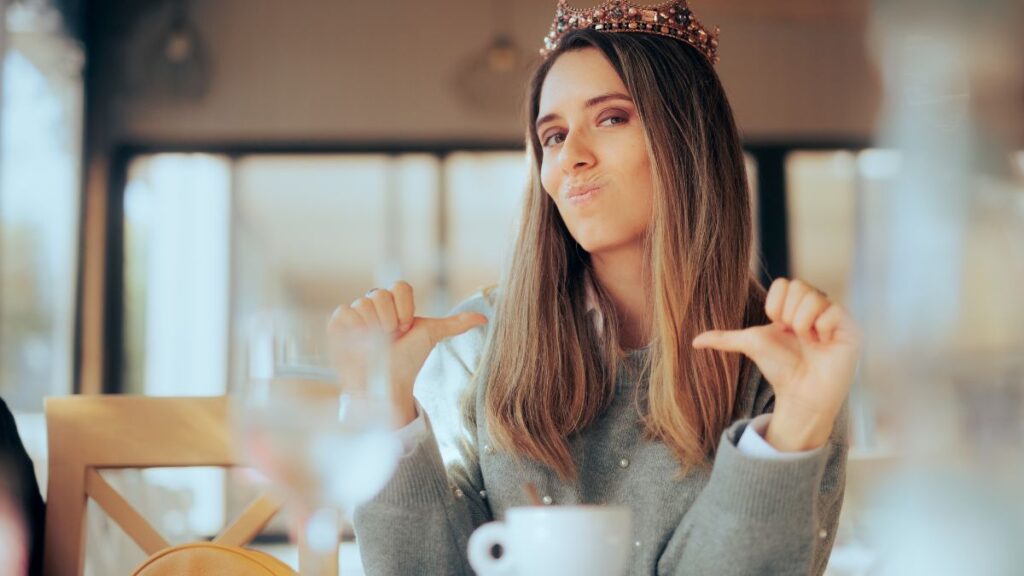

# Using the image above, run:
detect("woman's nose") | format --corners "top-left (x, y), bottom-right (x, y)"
top-left (559, 131), bottom-right (596, 174)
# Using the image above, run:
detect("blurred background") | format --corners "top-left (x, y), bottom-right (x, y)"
top-left (0, 0), bottom-right (1021, 574)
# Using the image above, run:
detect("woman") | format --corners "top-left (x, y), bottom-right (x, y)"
top-left (337, 1), bottom-right (860, 573)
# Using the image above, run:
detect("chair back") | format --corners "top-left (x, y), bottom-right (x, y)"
top-left (42, 396), bottom-right (323, 576)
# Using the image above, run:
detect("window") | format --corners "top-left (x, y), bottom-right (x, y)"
top-left (785, 151), bottom-right (858, 305)
top-left (123, 154), bottom-right (231, 396)
top-left (446, 151), bottom-right (528, 301)
top-left (0, 6), bottom-right (83, 561)
top-left (121, 150), bottom-right (535, 397)
top-left (0, 4), bottom-right (83, 412)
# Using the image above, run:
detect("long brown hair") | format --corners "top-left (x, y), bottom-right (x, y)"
top-left (479, 29), bottom-right (766, 480)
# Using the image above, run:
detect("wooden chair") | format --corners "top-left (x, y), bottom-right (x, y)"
top-left (43, 395), bottom-right (336, 576)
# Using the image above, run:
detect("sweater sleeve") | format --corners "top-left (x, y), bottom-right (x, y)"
top-left (658, 393), bottom-right (849, 576)
top-left (352, 297), bottom-right (493, 576)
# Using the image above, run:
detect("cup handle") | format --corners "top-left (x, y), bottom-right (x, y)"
top-left (467, 521), bottom-right (513, 575)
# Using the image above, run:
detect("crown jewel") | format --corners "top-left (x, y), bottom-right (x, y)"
top-left (541, 0), bottom-right (720, 64)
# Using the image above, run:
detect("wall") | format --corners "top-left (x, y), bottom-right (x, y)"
top-left (89, 0), bottom-right (881, 146)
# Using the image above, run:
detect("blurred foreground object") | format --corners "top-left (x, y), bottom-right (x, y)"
top-left (0, 398), bottom-right (43, 576)
top-left (856, 0), bottom-right (1024, 573)
top-left (0, 491), bottom-right (28, 576)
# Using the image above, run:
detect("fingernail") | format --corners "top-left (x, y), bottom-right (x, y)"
top-left (399, 322), bottom-right (412, 332)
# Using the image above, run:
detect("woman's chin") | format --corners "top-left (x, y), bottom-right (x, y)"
top-left (575, 238), bottom-right (634, 258)
top-left (571, 236), bottom-right (602, 254)
top-left (566, 223), bottom-right (644, 257)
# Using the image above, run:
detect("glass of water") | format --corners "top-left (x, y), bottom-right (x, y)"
top-left (233, 310), bottom-right (402, 575)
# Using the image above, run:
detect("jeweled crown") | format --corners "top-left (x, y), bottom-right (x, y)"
top-left (540, 0), bottom-right (720, 65)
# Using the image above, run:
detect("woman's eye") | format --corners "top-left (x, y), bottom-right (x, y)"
top-left (600, 114), bottom-right (628, 126)
top-left (542, 132), bottom-right (566, 147)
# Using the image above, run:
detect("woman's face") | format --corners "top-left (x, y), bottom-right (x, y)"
top-left (536, 47), bottom-right (654, 256)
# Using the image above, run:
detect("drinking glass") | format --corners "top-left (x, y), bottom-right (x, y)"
top-left (233, 310), bottom-right (402, 575)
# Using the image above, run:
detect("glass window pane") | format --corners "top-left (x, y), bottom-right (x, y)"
top-left (0, 23), bottom-right (83, 410)
top-left (232, 153), bottom-right (440, 316)
top-left (123, 154), bottom-right (232, 396)
top-left (785, 151), bottom-right (858, 305)
top-left (445, 151), bottom-right (527, 306)
top-left (234, 154), bottom-right (390, 318)
top-left (394, 154), bottom-right (442, 314)
top-left (125, 152), bottom-right (445, 395)
top-left (229, 153), bottom-right (441, 391)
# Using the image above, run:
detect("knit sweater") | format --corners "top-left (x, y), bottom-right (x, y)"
top-left (353, 290), bottom-right (848, 575)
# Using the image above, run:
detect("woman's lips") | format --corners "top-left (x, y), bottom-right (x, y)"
top-left (566, 185), bottom-right (602, 206)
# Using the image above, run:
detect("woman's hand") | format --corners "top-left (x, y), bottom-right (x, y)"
top-left (692, 278), bottom-right (861, 452)
top-left (328, 281), bottom-right (488, 427)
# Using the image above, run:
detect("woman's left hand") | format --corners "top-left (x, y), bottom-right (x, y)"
top-left (692, 278), bottom-right (862, 452)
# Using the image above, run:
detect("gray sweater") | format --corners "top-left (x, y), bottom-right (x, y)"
top-left (353, 290), bottom-right (848, 575)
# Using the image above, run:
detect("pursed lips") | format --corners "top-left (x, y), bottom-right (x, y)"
top-left (563, 182), bottom-right (603, 200)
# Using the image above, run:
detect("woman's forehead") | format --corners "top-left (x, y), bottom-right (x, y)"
top-left (539, 49), bottom-right (630, 112)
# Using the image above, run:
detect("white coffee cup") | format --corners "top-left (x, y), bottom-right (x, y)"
top-left (467, 505), bottom-right (633, 576)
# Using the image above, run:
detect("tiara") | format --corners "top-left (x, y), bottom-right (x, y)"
top-left (540, 0), bottom-right (720, 65)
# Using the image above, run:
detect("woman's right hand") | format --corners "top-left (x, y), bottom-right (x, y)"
top-left (328, 281), bottom-right (488, 427)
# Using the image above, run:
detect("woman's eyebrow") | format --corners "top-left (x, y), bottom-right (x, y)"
top-left (535, 91), bottom-right (634, 131)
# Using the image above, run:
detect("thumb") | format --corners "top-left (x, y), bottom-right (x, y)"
top-left (421, 312), bottom-right (488, 344)
top-left (692, 329), bottom-right (753, 355)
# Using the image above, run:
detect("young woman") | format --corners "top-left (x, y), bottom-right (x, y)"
top-left (335, 2), bottom-right (860, 573)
